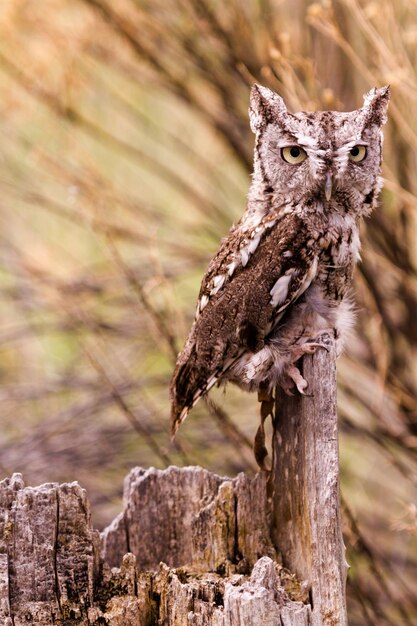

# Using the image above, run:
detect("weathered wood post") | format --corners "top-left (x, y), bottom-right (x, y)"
top-left (0, 338), bottom-right (349, 624)
top-left (272, 334), bottom-right (348, 626)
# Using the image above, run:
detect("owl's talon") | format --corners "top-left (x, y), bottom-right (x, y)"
top-left (308, 342), bottom-right (326, 352)
top-left (311, 341), bottom-right (330, 353)
top-left (287, 364), bottom-right (309, 395)
top-left (293, 341), bottom-right (329, 359)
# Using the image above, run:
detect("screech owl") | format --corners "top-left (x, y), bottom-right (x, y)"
top-left (170, 84), bottom-right (390, 448)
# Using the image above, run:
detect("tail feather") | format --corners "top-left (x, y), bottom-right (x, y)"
top-left (170, 348), bottom-right (245, 436)
top-left (170, 366), bottom-right (219, 436)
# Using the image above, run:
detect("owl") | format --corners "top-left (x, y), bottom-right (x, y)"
top-left (170, 84), bottom-right (390, 451)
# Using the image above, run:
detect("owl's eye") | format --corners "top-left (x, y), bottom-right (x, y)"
top-left (281, 146), bottom-right (307, 164)
top-left (348, 145), bottom-right (367, 162)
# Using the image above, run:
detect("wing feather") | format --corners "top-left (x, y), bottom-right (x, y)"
top-left (170, 212), bottom-right (319, 432)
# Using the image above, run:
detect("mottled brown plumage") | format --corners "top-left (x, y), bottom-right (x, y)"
top-left (171, 84), bottom-right (390, 436)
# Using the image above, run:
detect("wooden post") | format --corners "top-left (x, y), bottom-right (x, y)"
top-left (0, 337), bottom-right (349, 624)
top-left (272, 334), bottom-right (348, 626)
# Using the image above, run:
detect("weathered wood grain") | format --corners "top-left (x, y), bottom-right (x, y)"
top-left (101, 466), bottom-right (276, 573)
top-left (0, 468), bottom-right (314, 625)
top-left (0, 341), bottom-right (348, 624)
top-left (272, 335), bottom-right (348, 626)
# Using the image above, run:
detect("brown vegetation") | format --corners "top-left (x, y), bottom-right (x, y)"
top-left (0, 1), bottom-right (416, 623)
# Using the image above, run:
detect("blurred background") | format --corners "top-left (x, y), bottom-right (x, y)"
top-left (0, 0), bottom-right (416, 623)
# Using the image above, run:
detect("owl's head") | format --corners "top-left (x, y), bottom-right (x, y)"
top-left (248, 84), bottom-right (390, 217)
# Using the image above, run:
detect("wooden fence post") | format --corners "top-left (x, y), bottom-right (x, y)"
top-left (272, 334), bottom-right (348, 626)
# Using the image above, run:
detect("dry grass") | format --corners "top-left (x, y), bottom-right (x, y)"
top-left (0, 0), bottom-right (416, 622)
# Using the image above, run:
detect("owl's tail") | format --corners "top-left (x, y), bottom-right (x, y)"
top-left (170, 403), bottom-right (190, 438)
top-left (170, 358), bottom-right (220, 437)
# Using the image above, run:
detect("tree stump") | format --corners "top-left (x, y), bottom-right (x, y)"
top-left (0, 469), bottom-right (311, 625)
top-left (0, 340), bottom-right (348, 625)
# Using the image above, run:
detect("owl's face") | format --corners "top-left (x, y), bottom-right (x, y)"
top-left (249, 85), bottom-right (390, 216)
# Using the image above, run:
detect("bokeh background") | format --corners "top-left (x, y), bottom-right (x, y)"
top-left (0, 0), bottom-right (416, 623)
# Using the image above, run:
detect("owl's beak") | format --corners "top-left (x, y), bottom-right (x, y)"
top-left (324, 172), bottom-right (333, 201)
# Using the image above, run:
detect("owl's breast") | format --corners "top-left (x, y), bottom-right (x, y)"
top-left (316, 224), bottom-right (358, 301)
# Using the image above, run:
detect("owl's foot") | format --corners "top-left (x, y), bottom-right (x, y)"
top-left (284, 364), bottom-right (309, 395)
top-left (254, 386), bottom-right (274, 471)
top-left (290, 339), bottom-right (330, 362)
top-left (281, 337), bottom-right (330, 395)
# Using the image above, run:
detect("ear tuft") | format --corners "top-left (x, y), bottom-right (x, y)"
top-left (362, 85), bottom-right (390, 126)
top-left (249, 84), bottom-right (287, 133)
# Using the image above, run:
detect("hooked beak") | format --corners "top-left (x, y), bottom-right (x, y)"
top-left (324, 171), bottom-right (333, 201)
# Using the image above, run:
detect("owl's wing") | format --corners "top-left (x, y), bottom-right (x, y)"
top-left (170, 211), bottom-right (319, 433)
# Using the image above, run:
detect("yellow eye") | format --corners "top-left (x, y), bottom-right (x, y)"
top-left (281, 146), bottom-right (307, 164)
top-left (348, 145), bottom-right (367, 162)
